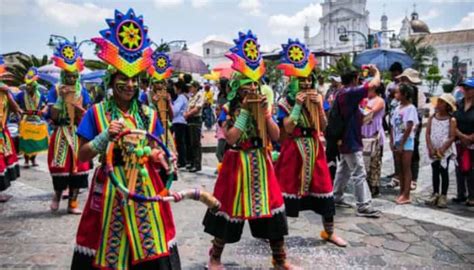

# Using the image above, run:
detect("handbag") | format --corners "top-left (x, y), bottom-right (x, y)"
top-left (362, 132), bottom-right (380, 157)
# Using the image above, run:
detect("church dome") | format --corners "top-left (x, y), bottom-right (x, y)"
top-left (410, 11), bottom-right (430, 33)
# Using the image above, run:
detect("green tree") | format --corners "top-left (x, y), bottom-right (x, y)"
top-left (328, 54), bottom-right (354, 75)
top-left (264, 59), bottom-right (283, 94)
top-left (400, 36), bottom-right (436, 75)
top-left (5, 54), bottom-right (50, 87)
top-left (425, 65), bottom-right (442, 95)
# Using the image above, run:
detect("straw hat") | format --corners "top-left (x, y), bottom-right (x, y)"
top-left (437, 93), bottom-right (457, 111)
top-left (396, 68), bottom-right (422, 85)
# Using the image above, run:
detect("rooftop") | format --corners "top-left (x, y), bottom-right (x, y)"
top-left (417, 29), bottom-right (474, 46)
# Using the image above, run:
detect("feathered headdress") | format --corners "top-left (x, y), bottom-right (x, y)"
top-left (147, 51), bottom-right (173, 81)
top-left (92, 8), bottom-right (153, 78)
top-left (277, 39), bottom-right (316, 78)
top-left (52, 40), bottom-right (85, 73)
top-left (225, 30), bottom-right (265, 82)
top-left (24, 67), bottom-right (39, 84)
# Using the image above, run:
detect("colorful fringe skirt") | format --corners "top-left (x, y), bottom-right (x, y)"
top-left (0, 128), bottom-right (19, 192)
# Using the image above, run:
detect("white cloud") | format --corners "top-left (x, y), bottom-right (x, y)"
top-left (267, 3), bottom-right (322, 37)
top-left (423, 9), bottom-right (440, 21)
top-left (0, 0), bottom-right (30, 15)
top-left (188, 34), bottom-right (232, 56)
top-left (36, 0), bottom-right (112, 27)
top-left (238, 0), bottom-right (263, 16)
top-left (453, 12), bottom-right (474, 30)
top-left (153, 0), bottom-right (184, 8)
top-left (191, 0), bottom-right (210, 8)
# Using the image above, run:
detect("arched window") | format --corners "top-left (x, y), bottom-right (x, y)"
top-left (206, 48), bottom-right (210, 55)
top-left (452, 56), bottom-right (459, 67)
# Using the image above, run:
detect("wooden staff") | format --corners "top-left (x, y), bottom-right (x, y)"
top-left (155, 90), bottom-right (168, 131)
top-left (0, 91), bottom-right (6, 131)
top-left (246, 92), bottom-right (268, 147)
top-left (62, 86), bottom-right (82, 127)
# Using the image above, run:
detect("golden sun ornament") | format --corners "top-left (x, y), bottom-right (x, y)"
top-left (288, 46), bottom-right (304, 62)
top-left (244, 40), bottom-right (258, 60)
top-left (119, 22), bottom-right (142, 49)
top-left (62, 46), bottom-right (75, 60)
top-left (156, 57), bottom-right (167, 69)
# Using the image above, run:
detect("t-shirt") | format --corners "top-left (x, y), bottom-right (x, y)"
top-left (187, 91), bottom-right (204, 117)
top-left (336, 83), bottom-right (369, 154)
top-left (454, 99), bottom-right (474, 136)
top-left (390, 104), bottom-right (419, 143)
top-left (77, 105), bottom-right (164, 141)
top-left (204, 90), bottom-right (214, 106)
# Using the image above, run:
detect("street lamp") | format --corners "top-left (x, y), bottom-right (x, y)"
top-left (337, 26), bottom-right (368, 49)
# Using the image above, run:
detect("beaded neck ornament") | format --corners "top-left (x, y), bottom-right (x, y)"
top-left (52, 40), bottom-right (84, 73)
top-left (92, 8), bottom-right (153, 78)
top-left (226, 30), bottom-right (265, 83)
top-left (147, 51), bottom-right (173, 81)
top-left (277, 39), bottom-right (316, 78)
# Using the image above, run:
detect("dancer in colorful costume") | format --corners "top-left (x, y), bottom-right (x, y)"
top-left (143, 51), bottom-right (177, 185)
top-left (48, 39), bottom-right (91, 213)
top-left (16, 67), bottom-right (49, 168)
top-left (203, 31), bottom-right (297, 270)
top-left (0, 55), bottom-right (21, 202)
top-left (71, 9), bottom-right (181, 269)
top-left (274, 40), bottom-right (347, 247)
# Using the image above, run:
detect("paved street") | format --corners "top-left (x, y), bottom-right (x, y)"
top-left (1, 133), bottom-right (474, 269)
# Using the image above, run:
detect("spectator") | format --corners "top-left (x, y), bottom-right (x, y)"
top-left (397, 68), bottom-right (426, 191)
top-left (324, 75), bottom-right (342, 181)
top-left (203, 84), bottom-right (215, 130)
top-left (332, 64), bottom-right (381, 218)
top-left (184, 81), bottom-right (204, 172)
top-left (452, 78), bottom-right (474, 206)
top-left (172, 80), bottom-right (189, 168)
top-left (390, 83), bottom-right (419, 205)
top-left (325, 75), bottom-right (342, 108)
top-left (425, 94), bottom-right (457, 208)
top-left (316, 75), bottom-right (328, 96)
top-left (361, 83), bottom-right (386, 197)
top-left (215, 78), bottom-right (229, 169)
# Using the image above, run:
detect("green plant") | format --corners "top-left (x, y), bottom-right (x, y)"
top-left (400, 36), bottom-right (436, 75)
top-left (84, 59), bottom-right (108, 70)
top-left (327, 54), bottom-right (354, 75)
top-left (426, 65), bottom-right (442, 95)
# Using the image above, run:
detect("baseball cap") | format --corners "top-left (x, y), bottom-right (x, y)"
top-left (460, 77), bottom-right (474, 89)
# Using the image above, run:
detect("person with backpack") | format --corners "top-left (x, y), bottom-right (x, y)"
top-left (331, 65), bottom-right (382, 218)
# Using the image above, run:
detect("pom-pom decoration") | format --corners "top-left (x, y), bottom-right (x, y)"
top-left (225, 30), bottom-right (265, 82)
top-left (92, 8), bottom-right (153, 78)
top-left (147, 51), bottom-right (173, 81)
top-left (52, 40), bottom-right (85, 73)
top-left (277, 39), bottom-right (317, 78)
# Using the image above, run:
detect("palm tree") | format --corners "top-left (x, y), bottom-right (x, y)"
top-left (5, 54), bottom-right (50, 86)
top-left (84, 59), bottom-right (108, 70)
top-left (328, 54), bottom-right (354, 75)
top-left (400, 36), bottom-right (436, 75)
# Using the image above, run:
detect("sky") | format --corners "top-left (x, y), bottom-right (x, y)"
top-left (0, 0), bottom-right (473, 59)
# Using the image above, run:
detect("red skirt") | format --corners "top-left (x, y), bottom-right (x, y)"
top-left (203, 148), bottom-right (288, 243)
top-left (0, 128), bottom-right (19, 192)
top-left (275, 135), bottom-right (335, 218)
top-left (72, 166), bottom-right (179, 269)
top-left (48, 127), bottom-right (90, 189)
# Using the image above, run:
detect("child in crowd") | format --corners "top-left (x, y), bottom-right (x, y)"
top-left (390, 83), bottom-right (419, 204)
top-left (425, 94), bottom-right (457, 208)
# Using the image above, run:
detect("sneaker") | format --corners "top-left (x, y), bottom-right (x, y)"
top-left (335, 200), bottom-right (353, 208)
top-left (386, 178), bottom-right (399, 188)
top-left (185, 164), bottom-right (192, 169)
top-left (356, 207), bottom-right (381, 218)
top-left (437, 195), bottom-right (448, 208)
top-left (425, 193), bottom-right (439, 206)
top-left (466, 199), bottom-right (474, 207)
top-left (189, 167), bottom-right (201, 173)
top-left (452, 197), bottom-right (467, 203)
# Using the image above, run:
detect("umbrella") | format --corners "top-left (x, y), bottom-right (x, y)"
top-left (37, 64), bottom-right (103, 85)
top-left (170, 50), bottom-right (209, 75)
top-left (212, 61), bottom-right (234, 79)
top-left (354, 48), bottom-right (414, 71)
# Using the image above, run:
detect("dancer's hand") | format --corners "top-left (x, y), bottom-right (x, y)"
top-left (151, 149), bottom-right (169, 172)
top-left (295, 92), bottom-right (306, 105)
top-left (108, 120), bottom-right (124, 139)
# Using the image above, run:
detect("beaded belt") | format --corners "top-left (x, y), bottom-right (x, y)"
top-left (292, 127), bottom-right (316, 138)
top-left (230, 137), bottom-right (263, 150)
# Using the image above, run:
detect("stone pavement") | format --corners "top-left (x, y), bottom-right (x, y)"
top-left (1, 138), bottom-right (474, 269)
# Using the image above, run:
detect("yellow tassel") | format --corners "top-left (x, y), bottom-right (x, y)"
top-left (320, 230), bottom-right (330, 240)
top-left (217, 162), bottom-right (222, 173)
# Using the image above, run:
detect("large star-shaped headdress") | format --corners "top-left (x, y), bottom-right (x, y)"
top-left (147, 51), bottom-right (173, 81)
top-left (52, 40), bottom-right (85, 73)
top-left (225, 30), bottom-right (266, 82)
top-left (92, 8), bottom-right (153, 78)
top-left (24, 67), bottom-right (39, 84)
top-left (277, 39), bottom-right (316, 78)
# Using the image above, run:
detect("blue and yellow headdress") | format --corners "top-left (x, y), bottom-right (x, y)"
top-left (226, 30), bottom-right (265, 83)
top-left (225, 31), bottom-right (265, 101)
top-left (92, 8), bottom-right (153, 78)
top-left (277, 39), bottom-right (316, 78)
top-left (24, 67), bottom-right (39, 85)
top-left (52, 40), bottom-right (84, 73)
top-left (147, 51), bottom-right (173, 81)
